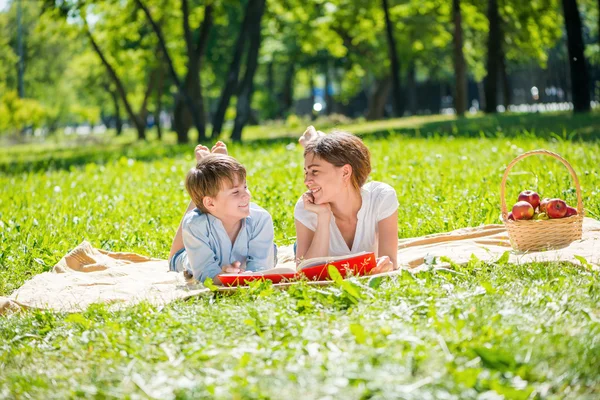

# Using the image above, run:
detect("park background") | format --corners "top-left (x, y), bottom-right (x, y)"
top-left (1, 0), bottom-right (600, 398)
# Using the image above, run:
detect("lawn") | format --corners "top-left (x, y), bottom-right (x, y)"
top-left (1, 113), bottom-right (599, 398)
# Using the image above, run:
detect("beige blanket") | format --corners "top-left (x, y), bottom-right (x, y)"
top-left (2, 218), bottom-right (599, 315)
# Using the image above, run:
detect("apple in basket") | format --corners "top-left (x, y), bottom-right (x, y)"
top-left (539, 198), bottom-right (551, 213)
top-left (565, 206), bottom-right (578, 217)
top-left (534, 212), bottom-right (549, 220)
top-left (518, 190), bottom-right (540, 209)
top-left (546, 198), bottom-right (567, 219)
top-left (507, 212), bottom-right (515, 221)
top-left (512, 201), bottom-right (534, 220)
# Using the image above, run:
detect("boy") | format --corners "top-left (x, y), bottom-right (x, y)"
top-left (168, 142), bottom-right (275, 284)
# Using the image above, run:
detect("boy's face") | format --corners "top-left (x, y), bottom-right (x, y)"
top-left (207, 176), bottom-right (251, 222)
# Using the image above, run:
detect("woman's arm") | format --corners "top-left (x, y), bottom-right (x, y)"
top-left (294, 213), bottom-right (331, 264)
top-left (372, 210), bottom-right (399, 273)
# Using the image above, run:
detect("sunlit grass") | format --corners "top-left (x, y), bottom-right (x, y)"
top-left (1, 113), bottom-right (599, 398)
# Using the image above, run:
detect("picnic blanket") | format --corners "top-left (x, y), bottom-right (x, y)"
top-left (2, 218), bottom-right (599, 315)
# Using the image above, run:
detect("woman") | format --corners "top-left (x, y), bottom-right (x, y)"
top-left (294, 126), bottom-right (398, 274)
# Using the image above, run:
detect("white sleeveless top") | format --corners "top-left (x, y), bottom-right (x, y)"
top-left (294, 181), bottom-right (399, 256)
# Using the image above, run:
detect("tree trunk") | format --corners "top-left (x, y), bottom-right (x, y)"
top-left (325, 60), bottom-right (334, 115)
top-left (136, 0), bottom-right (213, 143)
top-left (382, 0), bottom-right (403, 117)
top-left (280, 62), bottom-right (295, 117)
top-left (366, 76), bottom-right (392, 120)
top-left (266, 61), bottom-right (276, 119)
top-left (452, 0), bottom-right (468, 116)
top-left (84, 26), bottom-right (146, 140)
top-left (110, 88), bottom-right (123, 136)
top-left (499, 45), bottom-right (511, 109)
top-left (231, 0), bottom-right (266, 142)
top-left (309, 70), bottom-right (316, 118)
top-left (406, 60), bottom-right (417, 115)
top-left (561, 0), bottom-right (591, 112)
top-left (211, 0), bottom-right (256, 138)
top-left (477, 80), bottom-right (486, 111)
top-left (484, 0), bottom-right (500, 113)
top-left (154, 67), bottom-right (164, 140)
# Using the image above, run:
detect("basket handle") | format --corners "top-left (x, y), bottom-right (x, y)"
top-left (500, 149), bottom-right (583, 219)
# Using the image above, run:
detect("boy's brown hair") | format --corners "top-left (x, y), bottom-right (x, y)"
top-left (303, 131), bottom-right (371, 190)
top-left (185, 154), bottom-right (247, 213)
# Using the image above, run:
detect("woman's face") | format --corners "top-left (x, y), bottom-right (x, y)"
top-left (303, 153), bottom-right (348, 204)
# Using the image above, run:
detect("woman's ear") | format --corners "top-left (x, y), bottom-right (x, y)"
top-left (342, 164), bottom-right (353, 182)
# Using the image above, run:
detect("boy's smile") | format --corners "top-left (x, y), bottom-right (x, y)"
top-left (209, 176), bottom-right (251, 222)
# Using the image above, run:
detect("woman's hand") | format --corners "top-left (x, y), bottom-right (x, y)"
top-left (302, 191), bottom-right (331, 216)
top-left (370, 256), bottom-right (395, 274)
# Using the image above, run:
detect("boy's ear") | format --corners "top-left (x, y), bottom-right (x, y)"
top-left (202, 196), bottom-right (215, 210)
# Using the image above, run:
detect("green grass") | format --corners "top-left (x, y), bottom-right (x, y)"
top-left (1, 112), bottom-right (599, 398)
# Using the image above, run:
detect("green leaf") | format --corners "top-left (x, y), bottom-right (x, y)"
top-left (496, 251), bottom-right (510, 266)
top-left (327, 264), bottom-right (344, 283)
top-left (473, 346), bottom-right (518, 372)
top-left (574, 255), bottom-right (592, 269)
top-left (203, 277), bottom-right (218, 292)
top-left (480, 281), bottom-right (496, 294)
top-left (368, 276), bottom-right (383, 289)
top-left (349, 323), bottom-right (367, 344)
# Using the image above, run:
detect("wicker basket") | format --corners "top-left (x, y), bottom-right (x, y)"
top-left (501, 149), bottom-right (584, 252)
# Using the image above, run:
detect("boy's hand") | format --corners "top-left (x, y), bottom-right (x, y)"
top-left (221, 261), bottom-right (244, 274)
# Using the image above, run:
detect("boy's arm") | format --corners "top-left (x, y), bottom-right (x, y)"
top-left (169, 200), bottom-right (196, 261)
top-left (182, 219), bottom-right (225, 283)
top-left (245, 213), bottom-right (275, 271)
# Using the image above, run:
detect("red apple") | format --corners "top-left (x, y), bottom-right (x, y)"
top-left (507, 212), bottom-right (515, 221)
top-left (518, 190), bottom-right (541, 209)
top-left (539, 198), bottom-right (551, 213)
top-left (546, 198), bottom-right (568, 219)
top-left (565, 206), bottom-right (578, 217)
top-left (512, 201), bottom-right (535, 220)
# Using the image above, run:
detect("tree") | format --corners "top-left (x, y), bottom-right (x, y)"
top-left (210, 0), bottom-right (258, 139)
top-left (231, 0), bottom-right (266, 141)
top-left (561, 0), bottom-right (591, 112)
top-left (134, 0), bottom-right (214, 143)
top-left (382, 0), bottom-right (403, 117)
top-left (452, 0), bottom-right (468, 116)
top-left (484, 0), bottom-right (501, 113)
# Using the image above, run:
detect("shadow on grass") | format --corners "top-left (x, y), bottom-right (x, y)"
top-left (2, 112), bottom-right (599, 175)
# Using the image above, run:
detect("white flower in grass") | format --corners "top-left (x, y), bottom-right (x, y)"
top-left (54, 186), bottom-right (61, 193)
top-left (128, 158), bottom-right (135, 166)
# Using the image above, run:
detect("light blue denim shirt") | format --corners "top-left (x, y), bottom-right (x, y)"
top-left (180, 203), bottom-right (275, 282)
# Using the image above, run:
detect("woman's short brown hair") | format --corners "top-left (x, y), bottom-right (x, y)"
top-left (304, 131), bottom-right (371, 189)
top-left (185, 154), bottom-right (247, 213)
